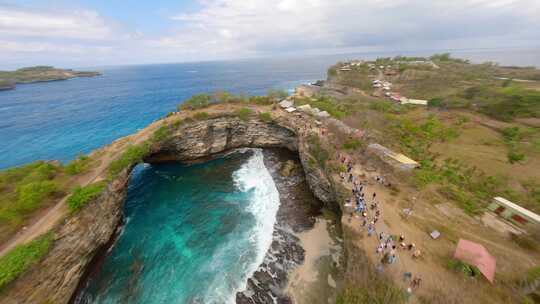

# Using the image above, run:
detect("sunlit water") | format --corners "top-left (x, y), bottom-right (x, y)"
top-left (1, 49), bottom-right (538, 169)
top-left (75, 150), bottom-right (279, 303)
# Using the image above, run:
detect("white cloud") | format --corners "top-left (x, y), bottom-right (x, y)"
top-left (0, 6), bottom-right (114, 40)
top-left (0, 0), bottom-right (539, 68)
top-left (161, 0), bottom-right (540, 57)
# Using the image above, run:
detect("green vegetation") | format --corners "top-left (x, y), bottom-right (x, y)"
top-left (0, 232), bottom-right (53, 290)
top-left (447, 259), bottom-right (481, 277)
top-left (0, 66), bottom-right (99, 89)
top-left (499, 127), bottom-right (537, 164)
top-left (296, 95), bottom-right (348, 119)
top-left (108, 144), bottom-right (150, 178)
top-left (430, 53), bottom-right (469, 64)
top-left (176, 91), bottom-right (282, 112)
top-left (16, 181), bottom-right (58, 213)
top-left (248, 96), bottom-right (273, 105)
top-left (258, 112), bottom-right (272, 122)
top-left (236, 107), bottom-right (252, 121)
top-left (308, 135), bottom-right (330, 168)
top-left (383, 115), bottom-right (526, 214)
top-left (267, 89), bottom-right (288, 101)
top-left (178, 94), bottom-right (211, 111)
top-left (342, 138), bottom-right (362, 150)
top-left (389, 115), bottom-right (459, 160)
top-left (432, 85), bottom-right (540, 121)
top-left (328, 66), bottom-right (338, 77)
top-left (0, 162), bottom-right (61, 237)
top-left (193, 112), bottom-right (210, 120)
top-left (525, 265), bottom-right (540, 284)
top-left (66, 182), bottom-right (107, 212)
top-left (507, 149), bottom-right (526, 164)
top-left (336, 283), bottom-right (406, 304)
top-left (150, 124), bottom-right (172, 143)
top-left (369, 100), bottom-right (410, 114)
top-left (64, 155), bottom-right (91, 175)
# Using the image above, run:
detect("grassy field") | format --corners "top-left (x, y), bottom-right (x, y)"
top-left (326, 55), bottom-right (540, 214)
top-left (0, 154), bottom-right (103, 243)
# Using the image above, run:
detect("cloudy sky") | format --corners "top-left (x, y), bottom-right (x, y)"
top-left (1, 0), bottom-right (539, 69)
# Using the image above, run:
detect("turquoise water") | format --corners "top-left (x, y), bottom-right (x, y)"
top-left (76, 150), bottom-right (280, 303)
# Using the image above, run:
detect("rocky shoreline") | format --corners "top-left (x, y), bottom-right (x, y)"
top-left (0, 113), bottom-right (341, 303)
top-left (236, 149), bottom-right (328, 304)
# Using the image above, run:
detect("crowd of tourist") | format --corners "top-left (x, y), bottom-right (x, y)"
top-left (338, 152), bottom-right (423, 295)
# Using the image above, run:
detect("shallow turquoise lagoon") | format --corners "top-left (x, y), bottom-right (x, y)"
top-left (76, 150), bottom-right (279, 304)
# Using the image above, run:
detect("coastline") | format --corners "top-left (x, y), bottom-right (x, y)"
top-left (237, 148), bottom-right (342, 303)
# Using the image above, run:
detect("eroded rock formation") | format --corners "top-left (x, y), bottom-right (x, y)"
top-left (1, 114), bottom-right (337, 304)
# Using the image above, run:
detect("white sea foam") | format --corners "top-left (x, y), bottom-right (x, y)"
top-left (225, 149), bottom-right (280, 303)
top-left (232, 149), bottom-right (280, 298)
top-left (199, 149), bottom-right (280, 303)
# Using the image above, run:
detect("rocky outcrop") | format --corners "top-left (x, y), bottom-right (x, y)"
top-left (144, 117), bottom-right (298, 162)
top-left (1, 172), bottom-right (130, 304)
top-left (0, 113), bottom-right (337, 304)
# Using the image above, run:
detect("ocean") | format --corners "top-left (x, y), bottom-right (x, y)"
top-left (1, 48), bottom-right (538, 169)
top-left (2, 49), bottom-right (538, 303)
top-left (75, 149), bottom-right (280, 304)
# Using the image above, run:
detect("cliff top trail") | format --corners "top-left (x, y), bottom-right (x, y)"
top-left (2, 55), bottom-right (540, 304)
top-left (0, 103), bottom-right (287, 257)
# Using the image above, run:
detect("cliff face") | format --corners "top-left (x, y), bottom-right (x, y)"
top-left (1, 172), bottom-right (130, 304)
top-left (144, 117), bottom-right (298, 162)
top-left (0, 114), bottom-right (337, 304)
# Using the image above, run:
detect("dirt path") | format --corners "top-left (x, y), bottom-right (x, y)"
top-left (0, 118), bottom-right (162, 257)
top-left (319, 118), bottom-right (539, 302)
top-left (0, 104), bottom-right (274, 257)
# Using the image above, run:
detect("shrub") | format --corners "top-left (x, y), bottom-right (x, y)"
top-left (0, 232), bottom-right (53, 289)
top-left (248, 96), bottom-right (273, 105)
top-left (236, 108), bottom-right (252, 121)
top-left (328, 67), bottom-right (338, 77)
top-left (178, 94), bottom-right (211, 111)
top-left (193, 112), bottom-right (209, 120)
top-left (258, 112), bottom-right (272, 122)
top-left (64, 155), bottom-right (91, 175)
top-left (308, 135), bottom-right (329, 168)
top-left (342, 139), bottom-right (362, 150)
top-left (108, 144), bottom-right (150, 178)
top-left (267, 89), bottom-right (288, 101)
top-left (151, 125), bottom-right (171, 143)
top-left (67, 182), bottom-right (106, 212)
top-left (0, 162), bottom-right (61, 233)
top-left (16, 181), bottom-right (58, 212)
top-left (336, 283), bottom-right (406, 304)
top-left (447, 259), bottom-right (481, 277)
top-left (310, 96), bottom-right (347, 119)
top-left (501, 127), bottom-right (524, 142)
top-left (428, 98), bottom-right (444, 108)
top-left (508, 149), bottom-right (526, 164)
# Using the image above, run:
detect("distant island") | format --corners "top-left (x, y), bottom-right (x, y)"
top-left (0, 66), bottom-right (101, 91)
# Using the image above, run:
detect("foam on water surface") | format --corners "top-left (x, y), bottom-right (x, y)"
top-left (76, 149), bottom-right (280, 304)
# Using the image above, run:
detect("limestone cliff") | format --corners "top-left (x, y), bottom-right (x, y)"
top-left (0, 113), bottom-right (337, 304)
top-left (1, 172), bottom-right (130, 304)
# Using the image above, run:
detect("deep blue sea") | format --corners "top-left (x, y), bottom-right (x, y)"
top-left (76, 149), bottom-right (280, 304)
top-left (1, 49), bottom-right (538, 169)
top-left (2, 49), bottom-right (538, 303)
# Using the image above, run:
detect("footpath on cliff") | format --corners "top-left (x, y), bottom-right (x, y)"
top-left (1, 94), bottom-right (538, 303)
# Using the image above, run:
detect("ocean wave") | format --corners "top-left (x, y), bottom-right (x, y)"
top-left (206, 149), bottom-right (280, 303)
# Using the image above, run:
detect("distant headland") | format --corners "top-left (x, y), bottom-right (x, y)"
top-left (0, 66), bottom-right (101, 91)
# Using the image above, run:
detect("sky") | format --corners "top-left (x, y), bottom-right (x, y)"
top-left (1, 0), bottom-right (539, 69)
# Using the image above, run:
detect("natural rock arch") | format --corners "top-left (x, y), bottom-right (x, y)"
top-left (1, 115), bottom-right (336, 304)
